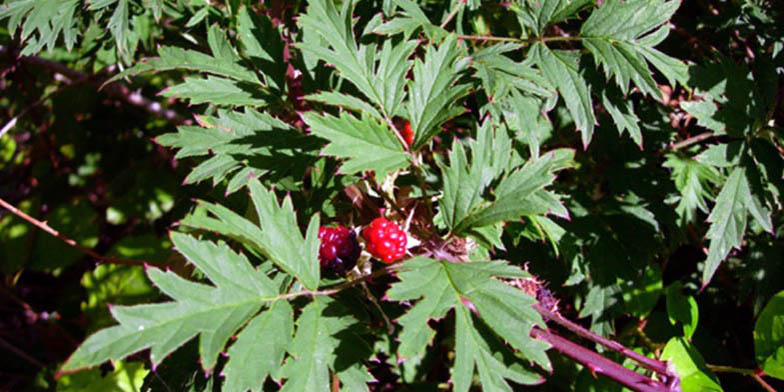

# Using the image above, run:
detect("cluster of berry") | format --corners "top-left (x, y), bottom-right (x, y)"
top-left (317, 217), bottom-right (407, 275)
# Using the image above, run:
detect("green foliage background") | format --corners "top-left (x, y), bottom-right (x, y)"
top-left (0, 0), bottom-right (782, 391)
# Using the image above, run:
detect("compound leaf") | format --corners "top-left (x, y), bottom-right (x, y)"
top-left (61, 233), bottom-right (278, 373)
top-left (386, 258), bottom-right (550, 377)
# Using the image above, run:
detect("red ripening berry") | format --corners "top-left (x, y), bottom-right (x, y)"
top-left (402, 121), bottom-right (414, 147)
top-left (318, 226), bottom-right (360, 275)
top-left (362, 217), bottom-right (407, 264)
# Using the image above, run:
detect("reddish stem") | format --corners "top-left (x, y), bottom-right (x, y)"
top-left (531, 328), bottom-right (678, 392)
top-left (0, 198), bottom-right (153, 266)
top-left (534, 304), bottom-right (678, 384)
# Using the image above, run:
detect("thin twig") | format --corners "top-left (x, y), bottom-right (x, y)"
top-left (0, 198), bottom-right (152, 266)
top-left (752, 372), bottom-right (777, 392)
top-left (270, 265), bottom-right (397, 301)
top-left (705, 364), bottom-right (756, 375)
top-left (0, 336), bottom-right (45, 368)
top-left (0, 73), bottom-right (91, 139)
top-left (362, 282), bottom-right (395, 334)
top-left (0, 45), bottom-right (186, 125)
top-left (668, 132), bottom-right (714, 152)
top-left (706, 365), bottom-right (778, 392)
top-left (439, 1), bottom-right (464, 29)
top-left (457, 34), bottom-right (522, 42)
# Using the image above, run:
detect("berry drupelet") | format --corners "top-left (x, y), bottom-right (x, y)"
top-left (362, 217), bottom-right (407, 264)
top-left (318, 226), bottom-right (360, 275)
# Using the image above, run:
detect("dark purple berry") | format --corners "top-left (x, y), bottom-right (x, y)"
top-left (318, 226), bottom-right (360, 275)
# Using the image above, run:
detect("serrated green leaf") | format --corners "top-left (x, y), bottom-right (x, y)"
top-left (512, 0), bottom-right (591, 36)
top-left (580, 0), bottom-right (682, 97)
top-left (408, 34), bottom-right (470, 149)
top-left (696, 142), bottom-right (744, 167)
top-left (1, 0), bottom-right (80, 54)
top-left (107, 0), bottom-right (132, 61)
top-left (454, 149), bottom-right (574, 233)
top-left (681, 100), bottom-right (725, 134)
top-left (304, 112), bottom-right (409, 179)
top-left (248, 179), bottom-right (321, 290)
top-left (279, 298), bottom-right (372, 392)
top-left (601, 85), bottom-right (643, 147)
top-left (438, 121), bottom-right (511, 233)
top-left (107, 34), bottom-right (259, 85)
top-left (386, 258), bottom-right (550, 372)
top-left (224, 300), bottom-right (293, 392)
top-left (754, 290), bottom-right (784, 380)
top-left (372, 0), bottom-right (435, 38)
top-left (237, 5), bottom-right (286, 90)
top-left (162, 76), bottom-right (267, 106)
top-left (470, 43), bottom-right (555, 103)
top-left (157, 109), bottom-right (318, 193)
top-left (61, 233), bottom-right (278, 372)
top-left (703, 166), bottom-right (774, 286)
top-left (532, 43), bottom-right (595, 147)
top-left (579, 283), bottom-right (621, 336)
top-left (299, 0), bottom-right (417, 121)
top-left (661, 337), bottom-right (722, 392)
top-left (663, 154), bottom-right (721, 224)
top-left (453, 306), bottom-right (543, 392)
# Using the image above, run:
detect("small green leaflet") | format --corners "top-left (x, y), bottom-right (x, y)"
top-left (305, 112), bottom-right (410, 179)
top-left (57, 360), bottom-right (148, 392)
top-left (754, 290), bottom-right (784, 380)
top-left (248, 179), bottom-right (322, 290)
top-left (371, 0), bottom-right (439, 39)
top-left (661, 338), bottom-right (722, 392)
top-left (581, 0), bottom-right (685, 98)
top-left (237, 6), bottom-right (286, 90)
top-left (407, 34), bottom-right (471, 150)
top-left (512, 0), bottom-right (593, 36)
top-left (279, 298), bottom-right (373, 392)
top-left (453, 306), bottom-right (543, 392)
top-left (223, 300), bottom-right (293, 392)
top-left (601, 84), bottom-right (643, 147)
top-left (1, 0), bottom-right (79, 55)
top-left (663, 154), bottom-right (721, 224)
top-left (386, 258), bottom-right (551, 378)
top-left (61, 232), bottom-right (279, 372)
top-left (469, 43), bottom-right (555, 104)
top-left (703, 167), bottom-right (773, 287)
top-left (107, 24), bottom-right (260, 85)
top-left (161, 76), bottom-right (267, 106)
top-left (532, 43), bottom-right (595, 147)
